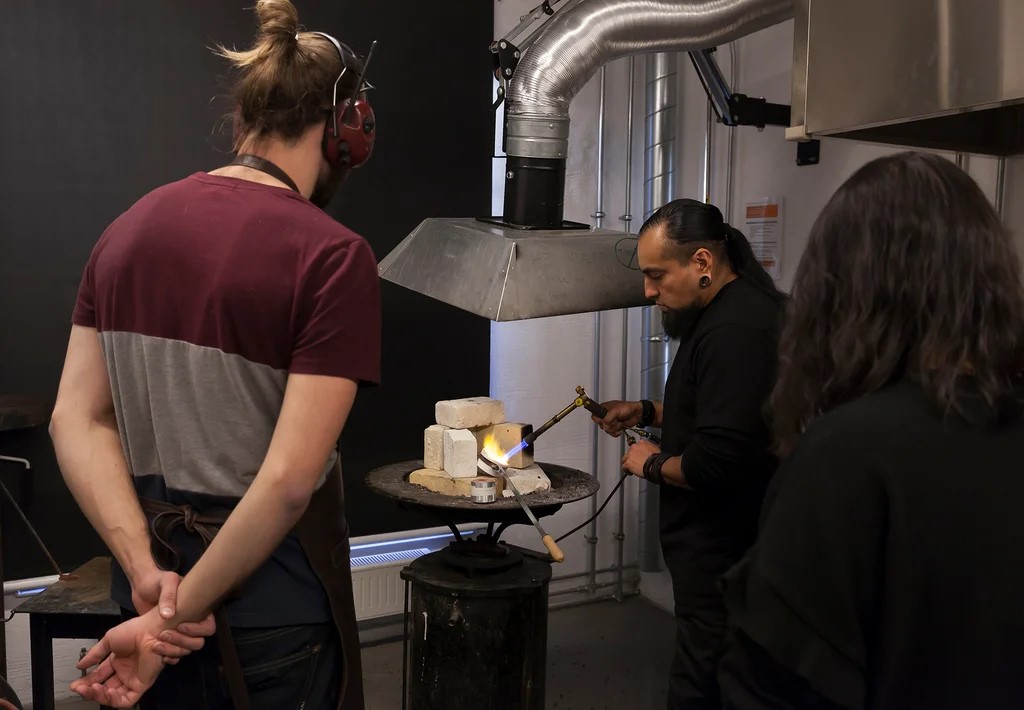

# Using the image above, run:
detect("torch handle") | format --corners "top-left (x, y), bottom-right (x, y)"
top-left (582, 399), bottom-right (608, 419)
top-left (541, 534), bottom-right (564, 563)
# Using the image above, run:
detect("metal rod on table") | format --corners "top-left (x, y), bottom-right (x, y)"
top-left (0, 478), bottom-right (63, 577)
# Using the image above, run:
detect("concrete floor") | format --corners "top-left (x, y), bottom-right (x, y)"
top-left (49, 596), bottom-right (673, 709)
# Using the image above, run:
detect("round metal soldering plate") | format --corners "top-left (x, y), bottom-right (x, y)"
top-left (365, 461), bottom-right (599, 519)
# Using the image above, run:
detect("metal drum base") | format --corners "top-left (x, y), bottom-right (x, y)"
top-left (402, 547), bottom-right (552, 710)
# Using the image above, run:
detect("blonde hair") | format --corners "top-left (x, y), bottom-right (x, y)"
top-left (215, 0), bottom-right (361, 148)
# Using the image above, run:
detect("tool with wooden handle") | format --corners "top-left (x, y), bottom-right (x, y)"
top-left (503, 474), bottom-right (564, 563)
top-left (477, 452), bottom-right (565, 563)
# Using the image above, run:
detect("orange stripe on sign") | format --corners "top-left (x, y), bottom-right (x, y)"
top-left (746, 204), bottom-right (779, 219)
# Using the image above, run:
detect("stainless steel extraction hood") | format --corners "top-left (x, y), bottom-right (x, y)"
top-left (379, 0), bottom-right (795, 322)
top-left (787, 0), bottom-right (1024, 155)
top-left (377, 218), bottom-right (647, 321)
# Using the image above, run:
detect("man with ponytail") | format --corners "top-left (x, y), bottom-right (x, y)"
top-left (595, 198), bottom-right (785, 709)
top-left (51, 1), bottom-right (378, 707)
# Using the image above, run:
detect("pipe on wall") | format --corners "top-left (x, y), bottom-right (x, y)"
top-left (617, 56), bottom-right (639, 589)
top-left (637, 52), bottom-right (677, 573)
top-left (725, 41), bottom-right (739, 220)
top-left (587, 66), bottom-right (609, 594)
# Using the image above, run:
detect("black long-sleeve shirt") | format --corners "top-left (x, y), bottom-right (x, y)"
top-left (719, 380), bottom-right (1024, 710)
top-left (660, 277), bottom-right (782, 563)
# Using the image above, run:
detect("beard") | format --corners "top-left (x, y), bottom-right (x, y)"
top-left (662, 303), bottom-right (705, 342)
top-left (309, 165), bottom-right (350, 209)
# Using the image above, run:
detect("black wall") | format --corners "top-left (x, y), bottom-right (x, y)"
top-left (0, 2), bottom-right (493, 580)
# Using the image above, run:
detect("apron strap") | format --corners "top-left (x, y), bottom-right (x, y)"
top-left (140, 498), bottom-right (251, 710)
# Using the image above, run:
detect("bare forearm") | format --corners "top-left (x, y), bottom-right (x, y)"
top-left (171, 473), bottom-right (313, 623)
top-left (660, 455), bottom-right (689, 489)
top-left (170, 373), bottom-right (358, 624)
top-left (51, 415), bottom-right (154, 582)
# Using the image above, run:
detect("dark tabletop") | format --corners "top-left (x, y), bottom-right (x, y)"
top-left (0, 395), bottom-right (50, 433)
top-left (15, 557), bottom-right (119, 616)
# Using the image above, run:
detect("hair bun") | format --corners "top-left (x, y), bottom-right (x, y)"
top-left (256, 0), bottom-right (299, 45)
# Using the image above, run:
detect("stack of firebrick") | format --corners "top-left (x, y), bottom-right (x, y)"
top-left (410, 396), bottom-right (551, 498)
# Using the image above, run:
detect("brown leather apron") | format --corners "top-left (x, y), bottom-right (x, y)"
top-left (141, 462), bottom-right (364, 710)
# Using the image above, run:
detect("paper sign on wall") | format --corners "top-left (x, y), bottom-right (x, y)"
top-left (744, 198), bottom-right (784, 281)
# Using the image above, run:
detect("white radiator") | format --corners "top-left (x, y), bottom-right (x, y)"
top-left (351, 548), bottom-right (425, 619)
top-left (349, 526), bottom-right (481, 621)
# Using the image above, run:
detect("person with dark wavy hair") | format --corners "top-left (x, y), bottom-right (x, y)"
top-left (718, 151), bottom-right (1024, 710)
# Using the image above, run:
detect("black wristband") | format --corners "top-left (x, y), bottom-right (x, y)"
top-left (639, 399), bottom-right (655, 428)
top-left (643, 453), bottom-right (670, 485)
top-left (652, 453), bottom-right (671, 484)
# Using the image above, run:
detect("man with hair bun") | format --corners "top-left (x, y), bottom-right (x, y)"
top-left (50, 1), bottom-right (379, 707)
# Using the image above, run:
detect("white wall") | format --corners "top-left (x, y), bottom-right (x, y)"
top-left (491, 4), bottom-right (1021, 613)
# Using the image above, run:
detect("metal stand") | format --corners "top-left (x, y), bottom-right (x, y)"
top-left (401, 543), bottom-right (551, 709)
top-left (367, 461), bottom-right (598, 710)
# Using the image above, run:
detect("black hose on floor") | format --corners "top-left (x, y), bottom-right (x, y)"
top-left (555, 473), bottom-right (631, 543)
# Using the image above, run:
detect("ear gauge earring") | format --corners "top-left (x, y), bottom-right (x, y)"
top-left (699, 275), bottom-right (712, 288)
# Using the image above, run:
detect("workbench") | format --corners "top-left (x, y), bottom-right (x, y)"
top-left (14, 557), bottom-right (119, 710)
top-left (0, 394), bottom-right (50, 679)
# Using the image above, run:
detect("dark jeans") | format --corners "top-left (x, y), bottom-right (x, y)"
top-left (665, 556), bottom-right (736, 710)
top-left (122, 610), bottom-right (341, 710)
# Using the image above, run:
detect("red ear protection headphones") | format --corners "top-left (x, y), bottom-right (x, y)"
top-left (311, 32), bottom-right (377, 170)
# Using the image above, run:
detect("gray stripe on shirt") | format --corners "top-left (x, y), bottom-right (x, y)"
top-left (99, 331), bottom-right (335, 498)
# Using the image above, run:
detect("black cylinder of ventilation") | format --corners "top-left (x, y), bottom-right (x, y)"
top-left (401, 548), bottom-right (551, 709)
top-left (503, 155), bottom-right (566, 228)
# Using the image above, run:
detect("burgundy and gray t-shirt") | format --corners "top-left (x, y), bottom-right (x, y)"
top-left (72, 173), bottom-right (381, 626)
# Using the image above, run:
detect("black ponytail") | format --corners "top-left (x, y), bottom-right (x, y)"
top-left (640, 198), bottom-right (787, 304)
top-left (722, 223), bottom-right (787, 303)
